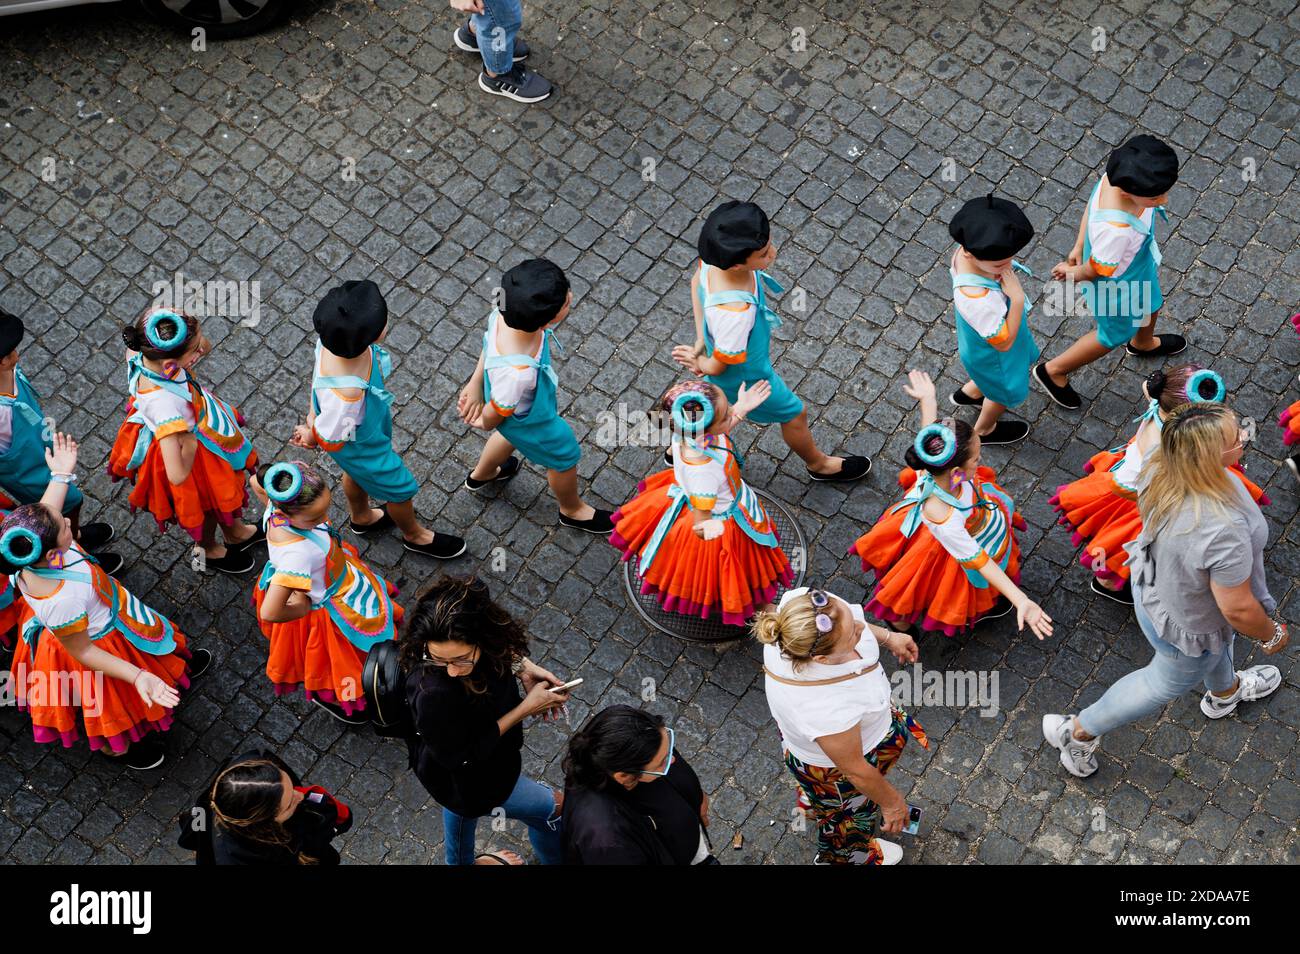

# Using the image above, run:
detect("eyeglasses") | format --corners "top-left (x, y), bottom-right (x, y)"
top-left (423, 645), bottom-right (479, 669)
top-left (639, 727), bottom-right (676, 777)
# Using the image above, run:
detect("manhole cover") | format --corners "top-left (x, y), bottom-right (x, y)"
top-left (622, 489), bottom-right (808, 643)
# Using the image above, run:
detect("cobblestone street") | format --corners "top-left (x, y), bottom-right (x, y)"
top-left (0, 0), bottom-right (1297, 865)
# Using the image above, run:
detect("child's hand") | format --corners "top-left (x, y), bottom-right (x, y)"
top-left (133, 670), bottom-right (181, 709)
top-left (902, 370), bottom-right (936, 403)
top-left (1052, 261), bottom-right (1085, 282)
top-left (998, 266), bottom-right (1023, 294)
top-left (289, 423), bottom-right (317, 449)
top-left (1018, 600), bottom-right (1054, 641)
top-left (734, 379), bottom-right (772, 417)
top-left (693, 518), bottom-right (725, 540)
top-left (457, 382), bottom-right (485, 426)
top-left (1067, 241), bottom-right (1084, 267)
top-left (672, 345), bottom-right (704, 376)
top-left (45, 432), bottom-right (78, 476)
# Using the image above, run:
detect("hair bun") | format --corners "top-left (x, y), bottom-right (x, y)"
top-left (1146, 369), bottom-right (1167, 398)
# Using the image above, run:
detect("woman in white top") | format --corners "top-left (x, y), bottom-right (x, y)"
top-left (754, 586), bottom-right (925, 865)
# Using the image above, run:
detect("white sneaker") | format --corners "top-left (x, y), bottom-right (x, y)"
top-left (1201, 665), bottom-right (1282, 719)
top-left (877, 838), bottom-right (903, 865)
top-left (1042, 713), bottom-right (1099, 778)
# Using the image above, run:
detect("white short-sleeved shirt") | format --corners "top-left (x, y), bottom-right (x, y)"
top-left (921, 480), bottom-right (986, 568)
top-left (1111, 418), bottom-right (1159, 493)
top-left (701, 264), bottom-right (757, 365)
top-left (19, 544), bottom-right (112, 639)
top-left (312, 348), bottom-right (367, 447)
top-left (673, 436), bottom-right (738, 514)
top-left (485, 325), bottom-right (542, 419)
top-left (951, 257), bottom-right (1013, 348)
top-left (0, 402), bottom-right (14, 456)
top-left (763, 588), bottom-right (893, 767)
top-left (266, 520), bottom-right (332, 603)
top-left (1087, 184), bottom-right (1153, 279)
top-left (134, 372), bottom-right (196, 440)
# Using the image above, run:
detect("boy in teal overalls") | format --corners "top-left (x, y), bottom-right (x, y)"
top-left (459, 259), bottom-right (613, 534)
top-left (672, 201), bottom-right (871, 483)
top-left (1035, 135), bottom-right (1183, 410)
top-left (947, 195), bottom-right (1039, 445)
top-left (0, 308), bottom-right (119, 570)
top-left (291, 281), bottom-right (466, 559)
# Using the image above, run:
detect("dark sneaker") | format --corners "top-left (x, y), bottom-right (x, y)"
top-left (465, 455), bottom-right (521, 492)
top-left (94, 552), bottom-right (125, 577)
top-left (1033, 363), bottom-right (1082, 410)
top-left (205, 549), bottom-right (257, 575)
top-left (453, 21), bottom-right (530, 61)
top-left (950, 387), bottom-right (982, 408)
top-left (478, 65), bottom-right (553, 103)
top-left (119, 737), bottom-right (167, 771)
top-left (663, 447), bottom-right (674, 468)
top-left (76, 522), bottom-right (114, 551)
top-left (350, 508), bottom-right (396, 536)
top-left (976, 419), bottom-right (1031, 445)
top-left (559, 509), bottom-right (615, 534)
top-left (1125, 334), bottom-right (1187, 358)
top-left (228, 527), bottom-right (266, 552)
top-left (808, 455), bottom-right (872, 483)
top-left (1090, 578), bottom-right (1134, 605)
top-left (187, 647), bottom-right (213, 681)
top-left (403, 533), bottom-right (468, 560)
top-left (1287, 453), bottom-right (1300, 485)
top-left (312, 697), bottom-right (371, 726)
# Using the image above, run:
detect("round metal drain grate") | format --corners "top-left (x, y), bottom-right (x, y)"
top-left (621, 489), bottom-right (808, 644)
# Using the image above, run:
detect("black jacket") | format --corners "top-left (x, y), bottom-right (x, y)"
top-left (178, 749), bottom-right (352, 865)
top-left (562, 753), bottom-right (710, 865)
top-left (405, 665), bottom-right (524, 818)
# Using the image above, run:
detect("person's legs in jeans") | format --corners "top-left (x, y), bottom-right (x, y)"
top-left (442, 808), bottom-right (480, 866)
top-left (473, 0), bottom-right (522, 75)
top-left (497, 774), bottom-right (563, 865)
top-left (1076, 586), bottom-right (1225, 738)
top-left (1202, 635), bottom-right (1237, 696)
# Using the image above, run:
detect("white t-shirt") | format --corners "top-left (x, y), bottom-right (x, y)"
top-left (700, 264), bottom-right (756, 365)
top-left (673, 436), bottom-right (737, 513)
top-left (134, 371), bottom-right (196, 439)
top-left (951, 255), bottom-right (1013, 348)
top-left (1087, 183), bottom-right (1153, 279)
top-left (762, 588), bottom-right (893, 767)
top-left (313, 348), bottom-right (368, 447)
top-left (0, 402), bottom-right (13, 456)
top-left (485, 323), bottom-right (542, 420)
top-left (19, 544), bottom-right (113, 639)
top-left (266, 520), bottom-right (333, 603)
top-left (1111, 417), bottom-right (1159, 493)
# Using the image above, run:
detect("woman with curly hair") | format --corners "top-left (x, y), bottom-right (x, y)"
top-left (398, 574), bottom-right (573, 865)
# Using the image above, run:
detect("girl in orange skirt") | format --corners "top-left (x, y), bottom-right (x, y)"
top-left (610, 378), bottom-right (793, 626)
top-left (108, 308), bottom-right (262, 575)
top-left (1053, 366), bottom-right (1268, 605)
top-left (849, 370), bottom-right (1053, 639)
top-left (3, 433), bottom-right (209, 770)
top-left (1281, 313), bottom-right (1300, 483)
top-left (252, 459), bottom-right (402, 724)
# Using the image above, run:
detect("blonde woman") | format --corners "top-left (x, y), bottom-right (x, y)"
top-left (1044, 403), bottom-right (1287, 777)
top-left (755, 586), bottom-right (925, 865)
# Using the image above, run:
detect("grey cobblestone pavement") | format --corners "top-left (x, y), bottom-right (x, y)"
top-left (1, 0), bottom-right (1298, 865)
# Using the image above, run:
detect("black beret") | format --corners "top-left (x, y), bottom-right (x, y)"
top-left (501, 259), bottom-right (570, 330)
top-left (312, 281), bottom-right (388, 358)
top-left (0, 308), bottom-right (23, 357)
top-left (697, 201), bottom-right (770, 269)
top-left (949, 195), bottom-right (1034, 260)
top-left (1106, 135), bottom-right (1179, 198)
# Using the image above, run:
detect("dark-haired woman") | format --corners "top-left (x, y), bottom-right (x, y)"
top-left (400, 575), bottom-right (570, 865)
top-left (180, 750), bottom-right (352, 864)
top-left (253, 460), bottom-right (401, 724)
top-left (849, 370), bottom-right (1052, 639)
top-left (108, 308), bottom-right (262, 574)
top-left (1052, 366), bottom-right (1268, 605)
top-left (4, 434), bottom-right (208, 770)
top-left (561, 705), bottom-right (715, 865)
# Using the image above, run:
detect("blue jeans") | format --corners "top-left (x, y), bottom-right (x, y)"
top-left (442, 773), bottom-right (562, 865)
top-left (472, 0), bottom-right (523, 75)
top-left (1078, 583), bottom-right (1236, 737)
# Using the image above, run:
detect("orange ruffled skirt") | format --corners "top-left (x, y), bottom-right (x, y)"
top-left (253, 574), bottom-right (403, 716)
top-left (1280, 399), bottom-right (1300, 446)
top-left (1052, 450), bottom-right (1270, 585)
top-left (9, 603), bottom-right (191, 753)
top-left (108, 420), bottom-right (257, 543)
top-left (610, 470), bottom-right (793, 626)
top-left (849, 467), bottom-right (1025, 637)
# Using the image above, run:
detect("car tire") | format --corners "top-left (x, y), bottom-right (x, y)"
top-left (139, 0), bottom-right (289, 40)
